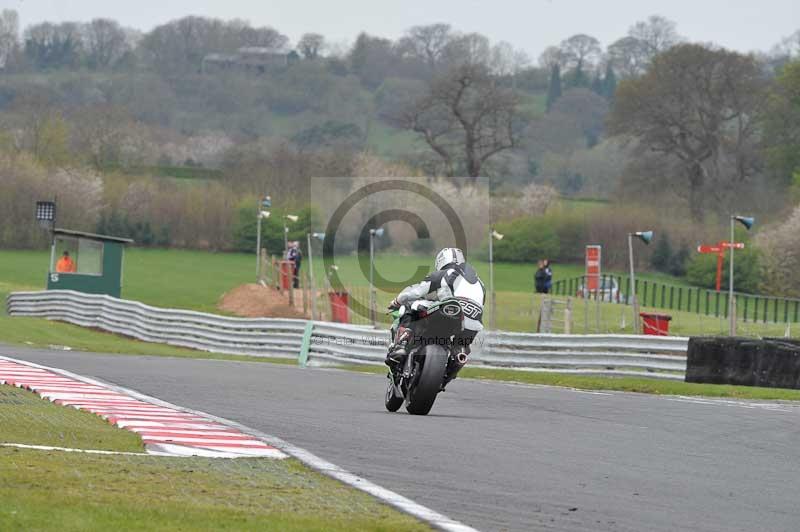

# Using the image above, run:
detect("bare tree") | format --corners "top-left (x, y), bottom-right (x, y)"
top-left (559, 34), bottom-right (601, 72)
top-left (397, 23), bottom-right (453, 70)
top-left (606, 36), bottom-right (648, 79)
top-left (83, 18), bottom-right (129, 69)
top-left (441, 32), bottom-right (491, 68)
top-left (393, 63), bottom-right (522, 178)
top-left (628, 15), bottom-right (683, 61)
top-left (24, 22), bottom-right (84, 69)
top-left (0, 9), bottom-right (18, 69)
top-left (297, 32), bottom-right (325, 59)
top-left (609, 44), bottom-right (766, 221)
top-left (538, 45), bottom-right (563, 69)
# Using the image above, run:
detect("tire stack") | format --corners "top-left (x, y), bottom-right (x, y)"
top-left (686, 337), bottom-right (800, 389)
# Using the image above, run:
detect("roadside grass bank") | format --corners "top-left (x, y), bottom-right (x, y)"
top-left (0, 385), bottom-right (143, 452)
top-left (0, 384), bottom-right (429, 531)
top-left (0, 449), bottom-right (430, 532)
top-left (335, 364), bottom-right (800, 401)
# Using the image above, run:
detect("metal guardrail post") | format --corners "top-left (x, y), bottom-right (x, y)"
top-left (298, 321), bottom-right (314, 367)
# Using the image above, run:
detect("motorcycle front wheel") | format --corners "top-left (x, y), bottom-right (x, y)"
top-left (384, 372), bottom-right (403, 412)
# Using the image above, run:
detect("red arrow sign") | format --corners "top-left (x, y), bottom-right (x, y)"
top-left (721, 241), bottom-right (745, 250)
top-left (697, 245), bottom-right (723, 253)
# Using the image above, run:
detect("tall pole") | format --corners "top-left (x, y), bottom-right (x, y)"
top-left (628, 233), bottom-right (640, 334)
top-left (255, 201), bottom-right (262, 281)
top-left (283, 222), bottom-right (289, 255)
top-left (489, 226), bottom-right (496, 330)
top-left (729, 216), bottom-right (736, 336)
top-left (369, 231), bottom-right (376, 326)
top-left (307, 233), bottom-right (317, 321)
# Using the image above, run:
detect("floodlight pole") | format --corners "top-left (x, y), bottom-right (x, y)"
top-left (489, 226), bottom-right (496, 330)
top-left (307, 232), bottom-right (317, 321)
top-left (256, 200), bottom-right (262, 280)
top-left (369, 229), bottom-right (376, 326)
top-left (48, 197), bottom-right (57, 275)
top-left (628, 233), bottom-right (640, 334)
top-left (729, 216), bottom-right (736, 336)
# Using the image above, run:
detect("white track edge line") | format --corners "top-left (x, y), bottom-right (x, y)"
top-left (0, 442), bottom-right (172, 456)
top-left (0, 356), bottom-right (479, 532)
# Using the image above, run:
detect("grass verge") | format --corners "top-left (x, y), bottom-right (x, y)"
top-left (0, 384), bottom-right (429, 531)
top-left (0, 450), bottom-right (429, 532)
top-left (335, 364), bottom-right (800, 401)
top-left (0, 386), bottom-right (143, 452)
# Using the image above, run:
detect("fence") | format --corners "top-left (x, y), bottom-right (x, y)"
top-left (7, 290), bottom-right (689, 380)
top-left (552, 275), bottom-right (800, 324)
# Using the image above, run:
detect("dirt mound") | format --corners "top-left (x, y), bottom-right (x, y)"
top-left (218, 283), bottom-right (309, 319)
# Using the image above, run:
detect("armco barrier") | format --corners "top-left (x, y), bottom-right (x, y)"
top-left (7, 290), bottom-right (688, 380)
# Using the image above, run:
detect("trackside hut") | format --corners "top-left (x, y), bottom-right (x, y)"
top-left (47, 229), bottom-right (133, 298)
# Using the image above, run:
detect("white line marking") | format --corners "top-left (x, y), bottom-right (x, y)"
top-left (0, 442), bottom-right (168, 456)
top-left (0, 356), bottom-right (479, 532)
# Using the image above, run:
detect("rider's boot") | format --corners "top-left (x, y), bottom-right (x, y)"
top-left (441, 347), bottom-right (469, 391)
top-left (385, 327), bottom-right (411, 367)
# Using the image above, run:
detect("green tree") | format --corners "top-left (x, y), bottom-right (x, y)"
top-left (602, 62), bottom-right (617, 100)
top-left (491, 217), bottom-right (560, 262)
top-left (764, 60), bottom-right (800, 184)
top-left (546, 64), bottom-right (562, 111)
top-left (609, 44), bottom-right (766, 221)
top-left (650, 233), bottom-right (673, 272)
top-left (686, 244), bottom-right (761, 293)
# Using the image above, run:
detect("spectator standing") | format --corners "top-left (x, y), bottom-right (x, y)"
top-left (286, 241), bottom-right (303, 289)
top-left (534, 260), bottom-right (547, 294)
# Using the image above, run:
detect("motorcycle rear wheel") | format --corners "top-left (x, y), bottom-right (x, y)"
top-left (405, 344), bottom-right (448, 416)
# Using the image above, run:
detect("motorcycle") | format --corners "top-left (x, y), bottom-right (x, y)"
top-left (385, 298), bottom-right (469, 415)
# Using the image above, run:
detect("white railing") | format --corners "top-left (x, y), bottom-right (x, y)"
top-left (7, 290), bottom-right (688, 379)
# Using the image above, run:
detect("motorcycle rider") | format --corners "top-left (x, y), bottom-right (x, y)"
top-left (386, 247), bottom-right (485, 388)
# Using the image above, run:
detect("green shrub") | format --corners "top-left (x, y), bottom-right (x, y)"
top-left (231, 199), bottom-right (314, 256)
top-left (492, 217), bottom-right (560, 262)
top-left (685, 246), bottom-right (761, 293)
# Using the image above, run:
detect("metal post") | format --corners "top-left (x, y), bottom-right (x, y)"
top-left (564, 297), bottom-right (572, 334)
top-left (307, 233), bottom-right (317, 321)
top-left (628, 233), bottom-right (640, 334)
top-left (283, 222), bottom-right (289, 256)
top-left (256, 204), bottom-right (262, 281)
top-left (729, 216), bottom-right (736, 336)
top-left (489, 226), bottom-right (496, 330)
top-left (369, 231), bottom-right (375, 326)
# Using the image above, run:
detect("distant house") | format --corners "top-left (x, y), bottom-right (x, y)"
top-left (202, 47), bottom-right (292, 74)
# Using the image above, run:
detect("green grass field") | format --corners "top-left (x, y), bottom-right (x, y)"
top-left (0, 385), bottom-right (428, 531)
top-left (1, 248), bottom-right (793, 338)
top-left (0, 248), bottom-right (690, 311)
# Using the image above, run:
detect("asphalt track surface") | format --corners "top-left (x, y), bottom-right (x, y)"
top-left (4, 344), bottom-right (800, 532)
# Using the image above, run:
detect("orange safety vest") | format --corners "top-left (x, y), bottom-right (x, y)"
top-left (56, 257), bottom-right (76, 273)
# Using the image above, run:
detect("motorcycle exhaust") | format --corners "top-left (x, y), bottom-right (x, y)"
top-left (455, 351), bottom-right (469, 365)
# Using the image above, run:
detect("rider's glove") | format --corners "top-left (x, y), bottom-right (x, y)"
top-left (388, 298), bottom-right (400, 310)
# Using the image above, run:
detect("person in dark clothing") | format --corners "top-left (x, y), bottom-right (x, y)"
top-left (534, 260), bottom-right (547, 294)
top-left (286, 242), bottom-right (302, 288)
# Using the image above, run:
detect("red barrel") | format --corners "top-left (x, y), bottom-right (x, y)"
top-left (328, 291), bottom-right (350, 323)
top-left (279, 260), bottom-right (293, 290)
top-left (640, 312), bottom-right (672, 336)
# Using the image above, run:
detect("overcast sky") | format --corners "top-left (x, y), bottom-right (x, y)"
top-left (7, 0), bottom-right (799, 57)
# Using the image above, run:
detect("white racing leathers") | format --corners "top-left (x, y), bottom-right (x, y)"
top-left (395, 263), bottom-right (485, 333)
